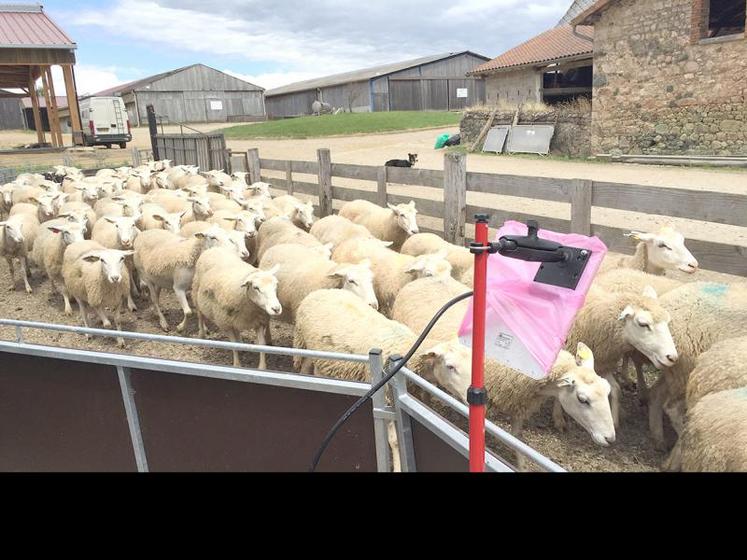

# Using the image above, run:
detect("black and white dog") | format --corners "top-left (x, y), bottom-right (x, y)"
top-left (385, 153), bottom-right (418, 168)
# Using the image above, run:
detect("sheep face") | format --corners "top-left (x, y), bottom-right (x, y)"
top-left (152, 211), bottom-right (186, 234)
top-left (627, 227), bottom-right (699, 273)
top-left (421, 340), bottom-right (472, 403)
top-left (556, 343), bottom-right (616, 447)
top-left (226, 213), bottom-right (258, 239)
top-left (0, 221), bottom-right (24, 244)
top-left (388, 201), bottom-right (419, 236)
top-left (241, 265), bottom-right (282, 316)
top-left (248, 182), bottom-right (272, 197)
top-left (618, 286), bottom-right (678, 369)
top-left (329, 260), bottom-right (379, 310)
top-left (232, 172), bottom-right (250, 186)
top-left (33, 194), bottom-right (64, 221)
top-left (240, 200), bottom-right (266, 226)
top-left (204, 170), bottom-right (228, 188)
top-left (104, 217), bottom-right (140, 249)
top-left (48, 222), bottom-right (86, 246)
top-left (59, 210), bottom-right (89, 231)
top-left (293, 202), bottom-right (315, 231)
top-left (1, 186), bottom-right (14, 207)
top-left (406, 250), bottom-right (452, 279)
top-left (189, 196), bottom-right (214, 220)
top-left (225, 229), bottom-right (251, 260)
top-left (81, 250), bottom-right (134, 284)
top-left (74, 184), bottom-right (100, 205)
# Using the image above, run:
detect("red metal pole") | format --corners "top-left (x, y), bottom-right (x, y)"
top-left (469, 215), bottom-right (490, 472)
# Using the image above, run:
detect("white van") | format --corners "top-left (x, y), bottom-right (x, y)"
top-left (79, 96), bottom-right (132, 148)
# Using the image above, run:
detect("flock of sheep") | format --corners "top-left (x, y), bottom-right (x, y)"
top-left (0, 160), bottom-right (745, 472)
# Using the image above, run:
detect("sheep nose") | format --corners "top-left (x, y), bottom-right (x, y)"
top-left (605, 434), bottom-right (616, 444)
top-left (666, 353), bottom-right (678, 364)
top-left (271, 305), bottom-right (282, 315)
top-left (111, 275), bottom-right (122, 283)
top-left (370, 301), bottom-right (379, 310)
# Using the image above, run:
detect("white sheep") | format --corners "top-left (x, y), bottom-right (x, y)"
top-left (333, 237), bottom-right (452, 316)
top-left (599, 226), bottom-right (699, 276)
top-left (339, 199), bottom-right (419, 251)
top-left (202, 170), bottom-right (233, 193)
top-left (309, 214), bottom-right (375, 249)
top-left (647, 281), bottom-right (747, 450)
top-left (92, 216), bottom-right (142, 311)
top-left (192, 247), bottom-right (281, 368)
top-left (61, 240), bottom-right (133, 347)
top-left (0, 212), bottom-right (40, 293)
top-left (270, 195), bottom-right (315, 231)
top-left (8, 202), bottom-right (40, 219)
top-left (29, 192), bottom-right (67, 223)
top-left (144, 190), bottom-right (190, 213)
top-left (58, 201), bottom-right (97, 236)
top-left (178, 221), bottom-right (251, 260)
top-left (208, 209), bottom-right (259, 240)
top-left (259, 243), bottom-right (376, 322)
top-left (31, 220), bottom-right (87, 314)
top-left (401, 232), bottom-right (475, 286)
top-left (391, 276), bottom-right (615, 468)
top-left (139, 203), bottom-right (187, 234)
top-left (293, 289), bottom-right (472, 404)
top-left (255, 216), bottom-right (327, 264)
top-left (133, 226), bottom-right (235, 332)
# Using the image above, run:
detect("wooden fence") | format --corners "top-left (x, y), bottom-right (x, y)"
top-left (221, 148), bottom-right (747, 277)
top-left (153, 133), bottom-right (229, 172)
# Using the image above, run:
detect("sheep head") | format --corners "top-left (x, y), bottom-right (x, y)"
top-left (405, 250), bottom-right (452, 279)
top-left (420, 340), bottom-right (472, 403)
top-left (47, 222), bottom-right (86, 246)
top-left (103, 216), bottom-right (140, 249)
top-left (242, 265), bottom-right (282, 316)
top-left (554, 343), bottom-right (616, 447)
top-left (625, 226), bottom-right (698, 274)
top-left (329, 259), bottom-right (378, 310)
top-left (387, 201), bottom-right (419, 236)
top-left (617, 286), bottom-right (678, 369)
top-left (81, 249), bottom-right (134, 284)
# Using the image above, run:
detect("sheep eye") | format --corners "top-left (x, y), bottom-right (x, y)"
top-left (637, 321), bottom-right (652, 330)
top-left (658, 243), bottom-right (671, 250)
top-left (348, 280), bottom-right (357, 286)
top-left (577, 395), bottom-right (590, 406)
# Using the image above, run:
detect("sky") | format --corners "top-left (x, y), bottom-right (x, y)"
top-left (40, 0), bottom-right (574, 95)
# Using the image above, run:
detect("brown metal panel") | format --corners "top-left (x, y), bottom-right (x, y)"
top-left (130, 370), bottom-right (377, 472)
top-left (0, 352), bottom-right (137, 472)
top-left (410, 418), bottom-right (468, 472)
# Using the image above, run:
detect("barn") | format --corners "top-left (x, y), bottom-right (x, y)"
top-left (59, 63), bottom-right (266, 127)
top-left (265, 51), bottom-right (491, 118)
top-left (0, 89), bottom-right (24, 130)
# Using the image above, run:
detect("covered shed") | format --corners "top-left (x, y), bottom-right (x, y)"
top-left (0, 87), bottom-right (25, 129)
top-left (0, 3), bottom-right (82, 146)
top-left (265, 51), bottom-right (490, 118)
top-left (60, 64), bottom-right (266, 127)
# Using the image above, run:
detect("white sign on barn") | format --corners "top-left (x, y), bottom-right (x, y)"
top-left (456, 88), bottom-right (469, 98)
top-left (210, 100), bottom-right (223, 111)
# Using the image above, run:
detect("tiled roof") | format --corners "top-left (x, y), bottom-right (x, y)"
top-left (0, 4), bottom-right (75, 49)
top-left (468, 25), bottom-right (593, 75)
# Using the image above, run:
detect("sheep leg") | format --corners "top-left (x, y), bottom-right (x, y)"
top-left (662, 438), bottom-right (683, 472)
top-left (113, 307), bottom-right (125, 349)
top-left (6, 257), bottom-right (15, 290)
top-left (388, 421), bottom-right (402, 473)
top-left (174, 287), bottom-right (192, 334)
top-left (228, 328), bottom-right (242, 368)
top-left (633, 354), bottom-right (650, 404)
top-left (19, 257), bottom-right (32, 294)
top-left (552, 399), bottom-right (567, 432)
top-left (648, 377), bottom-right (668, 451)
top-left (510, 416), bottom-right (527, 472)
top-left (197, 310), bottom-right (207, 339)
top-left (77, 299), bottom-right (92, 340)
top-left (256, 324), bottom-right (269, 371)
top-left (603, 372), bottom-right (622, 429)
top-left (60, 283), bottom-right (73, 316)
top-left (299, 357), bottom-right (314, 375)
top-left (146, 281), bottom-right (169, 332)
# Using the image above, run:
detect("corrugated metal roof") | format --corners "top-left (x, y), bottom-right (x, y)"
top-left (468, 25), bottom-right (593, 75)
top-left (85, 63), bottom-right (264, 98)
top-left (266, 51), bottom-right (490, 97)
top-left (571, 0), bottom-right (618, 25)
top-left (21, 95), bottom-right (68, 109)
top-left (557, 0), bottom-right (598, 25)
top-left (0, 4), bottom-right (76, 49)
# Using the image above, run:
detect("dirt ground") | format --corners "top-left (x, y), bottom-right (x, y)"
top-left (0, 259), bottom-right (680, 472)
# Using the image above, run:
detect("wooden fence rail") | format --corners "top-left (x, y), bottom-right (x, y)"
top-left (238, 150), bottom-right (747, 277)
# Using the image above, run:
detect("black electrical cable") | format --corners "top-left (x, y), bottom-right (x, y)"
top-left (309, 290), bottom-right (475, 472)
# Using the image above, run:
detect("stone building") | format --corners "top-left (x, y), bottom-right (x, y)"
top-left (573, 0), bottom-right (747, 155)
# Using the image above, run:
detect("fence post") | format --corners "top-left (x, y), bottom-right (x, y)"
top-left (285, 160), bottom-right (294, 195)
top-left (146, 104), bottom-right (159, 161)
top-left (131, 147), bottom-right (141, 167)
top-left (377, 167), bottom-right (388, 207)
top-left (570, 179), bottom-right (593, 235)
top-left (317, 148), bottom-right (333, 217)
top-left (443, 152), bottom-right (467, 245)
top-left (369, 349), bottom-right (393, 473)
top-left (246, 148), bottom-right (261, 184)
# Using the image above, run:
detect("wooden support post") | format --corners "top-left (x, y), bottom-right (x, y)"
top-left (570, 179), bottom-right (593, 235)
top-left (45, 66), bottom-right (63, 147)
top-left (28, 69), bottom-right (45, 145)
top-left (470, 107), bottom-right (498, 152)
top-left (246, 148), bottom-right (261, 184)
top-left (317, 148), bottom-right (333, 217)
top-left (377, 166), bottom-right (388, 207)
top-left (40, 68), bottom-right (58, 147)
top-left (131, 148), bottom-right (141, 167)
top-left (62, 64), bottom-right (82, 139)
top-left (285, 160), bottom-right (294, 195)
top-left (444, 152), bottom-right (467, 245)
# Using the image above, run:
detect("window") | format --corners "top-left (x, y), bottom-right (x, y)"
top-left (704, 0), bottom-right (746, 38)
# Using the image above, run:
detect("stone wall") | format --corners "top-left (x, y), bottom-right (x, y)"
top-left (484, 68), bottom-right (542, 106)
top-left (460, 106), bottom-right (592, 157)
top-left (591, 0), bottom-right (747, 156)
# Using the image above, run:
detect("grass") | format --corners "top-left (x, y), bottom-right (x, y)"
top-left (222, 111), bottom-right (462, 139)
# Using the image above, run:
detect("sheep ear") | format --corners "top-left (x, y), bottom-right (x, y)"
top-left (194, 232), bottom-right (206, 239)
top-left (81, 252), bottom-right (101, 263)
top-left (267, 264), bottom-right (280, 276)
top-left (405, 260), bottom-right (425, 274)
top-left (47, 225), bottom-right (64, 234)
top-left (625, 230), bottom-right (655, 243)
top-left (379, 241), bottom-right (394, 248)
top-left (387, 203), bottom-right (400, 214)
top-left (618, 305), bottom-right (635, 321)
top-left (408, 200), bottom-right (416, 209)
top-left (575, 343), bottom-right (595, 369)
top-left (120, 250), bottom-right (135, 257)
top-left (642, 285), bottom-right (658, 299)
top-left (327, 267), bottom-right (346, 279)
top-left (152, 214), bottom-right (166, 222)
top-left (322, 242), bottom-right (334, 252)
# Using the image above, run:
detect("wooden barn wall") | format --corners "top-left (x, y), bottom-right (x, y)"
top-left (265, 90), bottom-right (318, 118)
top-left (135, 90), bottom-right (265, 123)
top-left (147, 65), bottom-right (263, 92)
top-left (0, 98), bottom-right (25, 130)
top-left (320, 81), bottom-right (371, 112)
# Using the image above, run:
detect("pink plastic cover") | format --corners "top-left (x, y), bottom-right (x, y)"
top-left (459, 221), bottom-right (608, 380)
